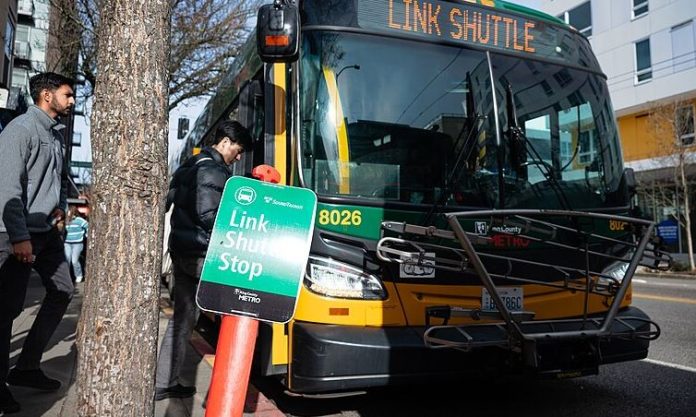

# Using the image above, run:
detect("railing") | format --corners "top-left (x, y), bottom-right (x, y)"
top-left (14, 41), bottom-right (31, 60)
top-left (18, 0), bottom-right (34, 16)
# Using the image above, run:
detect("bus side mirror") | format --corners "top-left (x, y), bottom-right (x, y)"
top-left (606, 167), bottom-right (637, 207)
top-left (257, 2), bottom-right (300, 63)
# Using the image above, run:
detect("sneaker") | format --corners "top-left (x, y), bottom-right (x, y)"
top-left (75, 276), bottom-right (83, 283)
top-left (7, 368), bottom-right (61, 391)
top-left (0, 385), bottom-right (20, 414)
top-left (155, 383), bottom-right (196, 401)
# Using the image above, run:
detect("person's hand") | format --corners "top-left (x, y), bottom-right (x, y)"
top-left (52, 208), bottom-right (65, 222)
top-left (12, 240), bottom-right (34, 263)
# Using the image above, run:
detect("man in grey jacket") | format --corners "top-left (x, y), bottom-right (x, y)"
top-left (0, 72), bottom-right (75, 414)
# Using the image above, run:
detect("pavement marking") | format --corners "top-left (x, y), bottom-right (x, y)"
top-left (633, 293), bottom-right (696, 305)
top-left (642, 358), bottom-right (696, 373)
top-left (632, 280), bottom-right (695, 288)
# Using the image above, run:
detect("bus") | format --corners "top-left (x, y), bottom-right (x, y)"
top-left (179, 0), bottom-right (670, 394)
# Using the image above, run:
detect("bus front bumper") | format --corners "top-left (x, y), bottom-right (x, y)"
top-left (289, 306), bottom-right (653, 393)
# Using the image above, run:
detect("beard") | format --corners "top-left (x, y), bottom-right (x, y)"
top-left (56, 105), bottom-right (73, 117)
top-left (51, 99), bottom-right (73, 117)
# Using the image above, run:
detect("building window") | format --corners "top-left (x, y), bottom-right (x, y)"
top-left (635, 38), bottom-right (652, 83)
top-left (632, 0), bottom-right (649, 19)
top-left (559, 2), bottom-right (592, 37)
top-left (553, 68), bottom-right (573, 87)
top-left (677, 105), bottom-right (695, 146)
top-left (3, 17), bottom-right (14, 87)
top-left (71, 131), bottom-right (82, 147)
top-left (578, 130), bottom-right (597, 165)
top-left (4, 17), bottom-right (14, 58)
top-left (671, 21), bottom-right (695, 73)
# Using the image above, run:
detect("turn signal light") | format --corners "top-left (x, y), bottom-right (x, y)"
top-left (329, 308), bottom-right (349, 316)
top-left (265, 35), bottom-right (290, 47)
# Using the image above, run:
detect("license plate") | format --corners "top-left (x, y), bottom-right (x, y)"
top-left (481, 287), bottom-right (523, 311)
top-left (399, 252), bottom-right (435, 278)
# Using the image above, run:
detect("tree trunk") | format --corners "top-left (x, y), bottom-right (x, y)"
top-left (75, 0), bottom-right (171, 415)
top-left (679, 154), bottom-right (695, 270)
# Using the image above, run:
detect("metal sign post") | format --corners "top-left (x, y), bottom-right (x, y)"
top-left (200, 167), bottom-right (316, 417)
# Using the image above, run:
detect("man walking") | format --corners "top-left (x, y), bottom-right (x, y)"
top-left (155, 120), bottom-right (251, 401)
top-left (0, 72), bottom-right (75, 413)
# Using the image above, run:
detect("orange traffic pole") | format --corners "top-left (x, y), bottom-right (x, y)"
top-left (205, 165), bottom-right (281, 417)
top-left (205, 316), bottom-right (259, 417)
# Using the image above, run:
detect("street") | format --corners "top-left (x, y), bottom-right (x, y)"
top-left (254, 275), bottom-right (696, 417)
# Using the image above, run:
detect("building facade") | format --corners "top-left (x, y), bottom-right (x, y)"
top-left (12, 0), bottom-right (48, 101)
top-left (539, 0), bottom-right (696, 254)
top-left (0, 0), bottom-right (17, 125)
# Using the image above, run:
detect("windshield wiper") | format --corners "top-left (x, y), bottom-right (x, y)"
top-left (505, 83), bottom-right (571, 210)
top-left (423, 73), bottom-right (484, 225)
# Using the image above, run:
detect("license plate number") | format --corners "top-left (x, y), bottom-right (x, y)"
top-left (481, 287), bottom-right (523, 311)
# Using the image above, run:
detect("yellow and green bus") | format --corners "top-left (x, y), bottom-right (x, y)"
top-left (178, 0), bottom-right (668, 394)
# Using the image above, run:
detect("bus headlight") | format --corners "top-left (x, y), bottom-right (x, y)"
top-left (602, 261), bottom-right (630, 281)
top-left (597, 261), bottom-right (630, 292)
top-left (305, 256), bottom-right (386, 300)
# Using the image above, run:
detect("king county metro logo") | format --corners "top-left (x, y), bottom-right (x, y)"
top-left (234, 186), bottom-right (256, 205)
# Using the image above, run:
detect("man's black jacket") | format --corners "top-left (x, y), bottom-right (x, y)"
top-left (167, 147), bottom-right (232, 258)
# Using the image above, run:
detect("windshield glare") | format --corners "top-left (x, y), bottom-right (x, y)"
top-left (300, 32), bottom-right (623, 209)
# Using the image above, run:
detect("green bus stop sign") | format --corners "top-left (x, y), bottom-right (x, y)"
top-left (196, 176), bottom-right (317, 323)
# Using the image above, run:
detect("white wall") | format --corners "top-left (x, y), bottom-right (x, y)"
top-left (540, 0), bottom-right (696, 115)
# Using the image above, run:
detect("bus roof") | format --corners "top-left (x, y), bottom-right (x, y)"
top-left (497, 1), bottom-right (567, 27)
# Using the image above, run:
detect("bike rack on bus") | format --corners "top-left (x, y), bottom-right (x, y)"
top-left (376, 210), bottom-right (671, 368)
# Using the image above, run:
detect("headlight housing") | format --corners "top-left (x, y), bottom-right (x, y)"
top-left (597, 261), bottom-right (630, 292)
top-left (304, 256), bottom-right (386, 300)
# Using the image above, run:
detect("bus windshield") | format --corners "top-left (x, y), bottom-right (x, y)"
top-left (299, 31), bottom-right (623, 210)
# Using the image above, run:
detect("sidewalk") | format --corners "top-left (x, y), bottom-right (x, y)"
top-left (7, 273), bottom-right (283, 417)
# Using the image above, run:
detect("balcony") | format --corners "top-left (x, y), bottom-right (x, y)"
top-left (13, 41), bottom-right (32, 70)
top-left (18, 0), bottom-right (34, 16)
top-left (14, 41), bottom-right (31, 60)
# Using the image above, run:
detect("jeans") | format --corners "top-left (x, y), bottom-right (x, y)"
top-left (64, 242), bottom-right (84, 280)
top-left (155, 256), bottom-right (203, 389)
top-left (0, 230), bottom-right (73, 383)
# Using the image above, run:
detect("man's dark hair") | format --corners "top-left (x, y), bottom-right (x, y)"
top-left (29, 72), bottom-right (74, 102)
top-left (213, 120), bottom-right (252, 150)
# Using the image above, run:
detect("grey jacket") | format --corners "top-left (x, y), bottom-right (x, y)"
top-left (0, 105), bottom-right (69, 242)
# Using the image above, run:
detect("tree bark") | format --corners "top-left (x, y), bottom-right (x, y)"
top-left (679, 153), bottom-right (695, 270)
top-left (75, 0), bottom-right (171, 415)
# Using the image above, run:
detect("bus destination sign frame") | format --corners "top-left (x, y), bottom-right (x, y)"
top-left (356, 0), bottom-right (582, 64)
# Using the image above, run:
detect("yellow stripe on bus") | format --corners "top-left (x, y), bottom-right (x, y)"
top-left (274, 63), bottom-right (287, 184)
top-left (322, 67), bottom-right (350, 194)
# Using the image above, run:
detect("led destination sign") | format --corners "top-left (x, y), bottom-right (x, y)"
top-left (361, 0), bottom-right (537, 54)
top-left (355, 0), bottom-right (588, 63)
